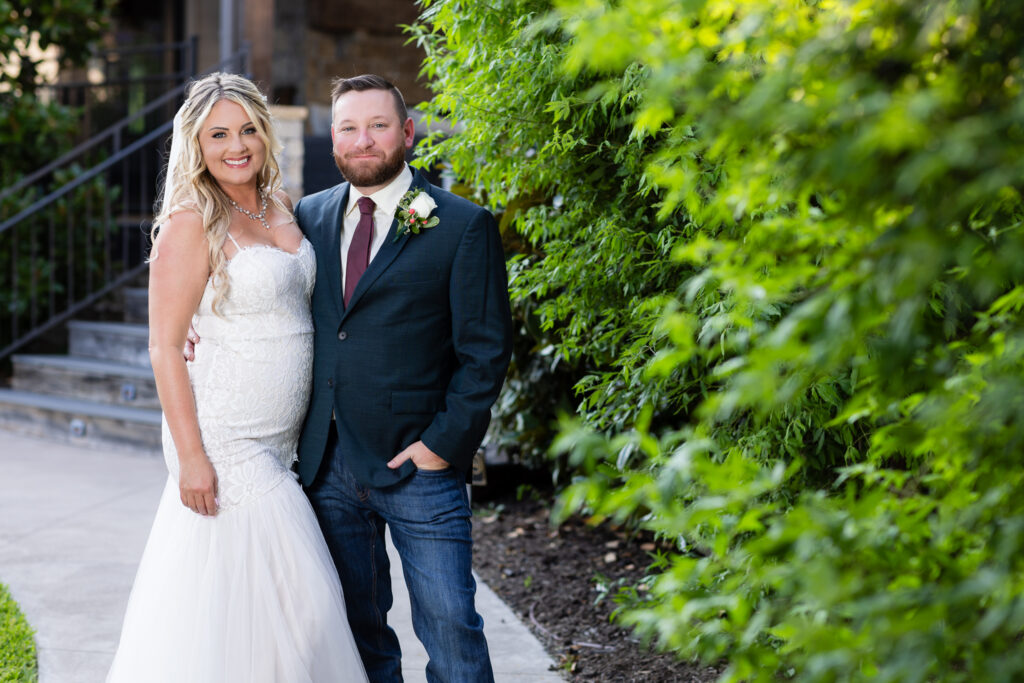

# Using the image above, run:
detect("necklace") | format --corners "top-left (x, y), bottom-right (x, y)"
top-left (229, 190), bottom-right (270, 230)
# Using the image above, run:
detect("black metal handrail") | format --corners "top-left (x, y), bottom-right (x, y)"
top-left (0, 86), bottom-right (187, 206)
top-left (0, 43), bottom-right (250, 362)
top-left (0, 121), bottom-right (173, 236)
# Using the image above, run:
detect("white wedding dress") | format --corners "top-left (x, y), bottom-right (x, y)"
top-left (107, 237), bottom-right (367, 683)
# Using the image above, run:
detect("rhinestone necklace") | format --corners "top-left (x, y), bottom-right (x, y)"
top-left (229, 190), bottom-right (270, 230)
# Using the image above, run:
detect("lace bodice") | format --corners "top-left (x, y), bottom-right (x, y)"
top-left (161, 238), bottom-right (316, 510)
top-left (193, 241), bottom-right (315, 344)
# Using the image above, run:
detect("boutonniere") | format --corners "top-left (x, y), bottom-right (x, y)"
top-left (394, 189), bottom-right (440, 241)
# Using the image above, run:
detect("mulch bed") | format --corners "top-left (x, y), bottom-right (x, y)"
top-left (471, 484), bottom-right (720, 682)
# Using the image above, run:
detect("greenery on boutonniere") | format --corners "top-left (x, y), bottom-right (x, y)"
top-left (394, 189), bottom-right (440, 241)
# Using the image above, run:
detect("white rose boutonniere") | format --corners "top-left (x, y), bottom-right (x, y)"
top-left (394, 189), bottom-right (440, 241)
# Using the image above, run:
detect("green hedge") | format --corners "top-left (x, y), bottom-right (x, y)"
top-left (0, 583), bottom-right (37, 683)
top-left (413, 0), bottom-right (1024, 680)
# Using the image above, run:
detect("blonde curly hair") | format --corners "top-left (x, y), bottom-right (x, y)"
top-left (152, 72), bottom-right (289, 314)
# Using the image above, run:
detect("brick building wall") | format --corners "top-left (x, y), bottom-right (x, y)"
top-left (302, 28), bottom-right (429, 135)
top-left (180, 0), bottom-right (429, 135)
top-left (297, 0), bottom-right (430, 136)
top-left (303, 0), bottom-right (427, 98)
top-left (105, 0), bottom-right (433, 193)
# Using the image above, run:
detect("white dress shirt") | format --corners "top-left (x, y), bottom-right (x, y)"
top-left (340, 164), bottom-right (413, 294)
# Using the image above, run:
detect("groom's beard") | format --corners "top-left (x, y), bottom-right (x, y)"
top-left (333, 144), bottom-right (406, 189)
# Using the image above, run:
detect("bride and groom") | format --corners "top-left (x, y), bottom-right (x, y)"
top-left (106, 72), bottom-right (512, 682)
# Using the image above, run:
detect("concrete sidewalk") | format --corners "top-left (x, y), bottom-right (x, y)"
top-left (0, 432), bottom-right (561, 682)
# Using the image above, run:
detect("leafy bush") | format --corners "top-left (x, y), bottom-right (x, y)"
top-left (0, 0), bottom-right (112, 96)
top-left (411, 1), bottom-right (695, 474)
top-left (413, 0), bottom-right (1024, 680)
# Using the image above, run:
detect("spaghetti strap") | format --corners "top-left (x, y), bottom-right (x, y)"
top-left (225, 231), bottom-right (243, 250)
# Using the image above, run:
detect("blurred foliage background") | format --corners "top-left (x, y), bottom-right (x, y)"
top-left (410, 0), bottom-right (1024, 680)
top-left (0, 0), bottom-right (111, 183)
top-left (0, 1), bottom-right (115, 352)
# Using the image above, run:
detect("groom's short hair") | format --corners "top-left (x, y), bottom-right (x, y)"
top-left (331, 74), bottom-right (408, 123)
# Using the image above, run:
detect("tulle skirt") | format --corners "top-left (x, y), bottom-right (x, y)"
top-left (106, 476), bottom-right (367, 683)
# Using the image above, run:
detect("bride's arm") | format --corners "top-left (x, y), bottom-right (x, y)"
top-left (148, 210), bottom-right (219, 516)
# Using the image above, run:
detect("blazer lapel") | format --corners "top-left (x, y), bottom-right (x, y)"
top-left (341, 171), bottom-right (431, 319)
top-left (323, 184), bottom-right (349, 318)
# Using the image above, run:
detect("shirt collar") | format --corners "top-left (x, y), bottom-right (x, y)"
top-left (345, 164), bottom-right (413, 218)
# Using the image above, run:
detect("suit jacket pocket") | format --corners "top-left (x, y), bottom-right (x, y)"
top-left (391, 389), bottom-right (445, 414)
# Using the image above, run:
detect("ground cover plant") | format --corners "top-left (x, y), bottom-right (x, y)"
top-left (412, 0), bottom-right (1024, 680)
top-left (0, 582), bottom-right (37, 683)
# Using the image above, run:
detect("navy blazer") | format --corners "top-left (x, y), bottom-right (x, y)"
top-left (294, 169), bottom-right (513, 488)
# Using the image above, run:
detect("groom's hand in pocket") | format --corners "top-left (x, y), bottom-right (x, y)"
top-left (388, 440), bottom-right (450, 471)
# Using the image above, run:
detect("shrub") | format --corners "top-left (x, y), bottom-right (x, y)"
top-left (413, 0), bottom-right (1024, 679)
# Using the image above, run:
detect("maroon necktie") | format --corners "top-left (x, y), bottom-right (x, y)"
top-left (345, 196), bottom-right (375, 306)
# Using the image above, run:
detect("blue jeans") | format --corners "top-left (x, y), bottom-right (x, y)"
top-left (305, 433), bottom-right (494, 683)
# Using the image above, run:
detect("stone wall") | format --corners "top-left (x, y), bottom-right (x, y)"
top-left (302, 26), bottom-right (430, 136)
top-left (179, 1), bottom-right (431, 134)
top-left (269, 104), bottom-right (309, 204)
top-left (299, 0), bottom-right (430, 135)
top-left (307, 0), bottom-right (419, 33)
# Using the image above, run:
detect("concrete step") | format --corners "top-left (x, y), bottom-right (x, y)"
top-left (0, 389), bottom-right (161, 454)
top-left (68, 320), bottom-right (150, 368)
top-left (123, 287), bottom-right (148, 324)
top-left (10, 355), bottom-right (159, 409)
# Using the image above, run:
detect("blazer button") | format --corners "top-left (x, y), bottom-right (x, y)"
top-left (338, 331), bottom-right (348, 341)
top-left (327, 378), bottom-right (334, 388)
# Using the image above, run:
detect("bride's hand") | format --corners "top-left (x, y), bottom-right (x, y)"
top-left (179, 455), bottom-right (219, 516)
top-left (182, 325), bottom-right (200, 362)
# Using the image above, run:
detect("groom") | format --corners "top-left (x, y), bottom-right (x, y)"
top-left (295, 75), bottom-right (512, 682)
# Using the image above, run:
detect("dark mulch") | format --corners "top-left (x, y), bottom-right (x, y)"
top-left (471, 479), bottom-right (720, 682)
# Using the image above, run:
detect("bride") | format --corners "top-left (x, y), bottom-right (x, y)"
top-left (106, 73), bottom-right (367, 682)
